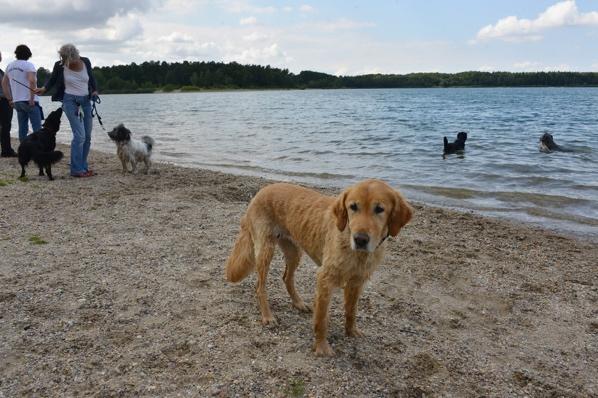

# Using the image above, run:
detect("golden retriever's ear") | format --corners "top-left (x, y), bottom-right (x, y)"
top-left (333, 189), bottom-right (349, 231)
top-left (389, 191), bottom-right (413, 236)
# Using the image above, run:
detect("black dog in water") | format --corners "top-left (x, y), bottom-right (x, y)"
top-left (443, 131), bottom-right (468, 155)
top-left (539, 132), bottom-right (562, 153)
top-left (18, 108), bottom-right (64, 180)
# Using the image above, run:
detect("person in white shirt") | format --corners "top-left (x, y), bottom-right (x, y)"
top-left (0, 45), bottom-right (42, 142)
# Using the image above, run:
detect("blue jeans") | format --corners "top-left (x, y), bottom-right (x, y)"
top-left (63, 93), bottom-right (92, 175)
top-left (13, 101), bottom-right (42, 141)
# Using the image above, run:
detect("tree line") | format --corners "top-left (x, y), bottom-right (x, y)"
top-left (36, 60), bottom-right (598, 94)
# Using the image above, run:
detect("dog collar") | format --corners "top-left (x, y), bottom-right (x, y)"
top-left (376, 233), bottom-right (390, 249)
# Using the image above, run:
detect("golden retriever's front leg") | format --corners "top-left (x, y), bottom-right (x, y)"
top-left (344, 281), bottom-right (365, 337)
top-left (313, 272), bottom-right (334, 356)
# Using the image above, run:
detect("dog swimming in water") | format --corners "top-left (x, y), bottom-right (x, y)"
top-left (539, 133), bottom-right (562, 153)
top-left (443, 131), bottom-right (468, 156)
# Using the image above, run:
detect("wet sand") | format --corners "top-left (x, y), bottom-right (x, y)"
top-left (1, 143), bottom-right (597, 397)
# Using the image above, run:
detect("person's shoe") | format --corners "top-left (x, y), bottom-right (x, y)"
top-left (71, 171), bottom-right (93, 178)
top-left (0, 150), bottom-right (17, 158)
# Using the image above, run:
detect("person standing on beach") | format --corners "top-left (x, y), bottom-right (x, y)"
top-left (36, 44), bottom-right (98, 178)
top-left (0, 51), bottom-right (17, 157)
top-left (1, 45), bottom-right (42, 143)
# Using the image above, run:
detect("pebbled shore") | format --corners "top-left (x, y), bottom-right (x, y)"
top-left (1, 143), bottom-right (597, 397)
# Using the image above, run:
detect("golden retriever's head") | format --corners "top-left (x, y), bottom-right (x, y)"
top-left (333, 179), bottom-right (413, 252)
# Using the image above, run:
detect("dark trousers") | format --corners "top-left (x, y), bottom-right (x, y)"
top-left (0, 97), bottom-right (14, 154)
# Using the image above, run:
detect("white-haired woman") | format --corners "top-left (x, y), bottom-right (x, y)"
top-left (36, 44), bottom-right (98, 177)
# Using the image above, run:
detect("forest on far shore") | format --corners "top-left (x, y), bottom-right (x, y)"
top-left (36, 60), bottom-right (598, 94)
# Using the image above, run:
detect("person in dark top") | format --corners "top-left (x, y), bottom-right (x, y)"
top-left (0, 51), bottom-right (17, 157)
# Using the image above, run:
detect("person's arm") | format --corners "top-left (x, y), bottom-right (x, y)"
top-left (85, 58), bottom-right (98, 96)
top-left (27, 71), bottom-right (36, 106)
top-left (36, 61), bottom-right (60, 95)
top-left (1, 73), bottom-right (12, 106)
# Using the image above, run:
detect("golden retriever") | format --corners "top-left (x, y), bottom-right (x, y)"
top-left (225, 179), bottom-right (413, 356)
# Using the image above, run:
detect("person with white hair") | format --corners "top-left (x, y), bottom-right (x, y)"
top-left (36, 44), bottom-right (98, 177)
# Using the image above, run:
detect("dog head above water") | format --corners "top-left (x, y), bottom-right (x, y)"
top-left (539, 132), bottom-right (560, 152)
top-left (456, 131), bottom-right (468, 143)
top-left (108, 124), bottom-right (132, 143)
top-left (43, 108), bottom-right (63, 135)
top-left (333, 179), bottom-right (413, 252)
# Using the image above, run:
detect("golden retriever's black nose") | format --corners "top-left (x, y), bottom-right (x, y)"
top-left (353, 233), bottom-right (370, 249)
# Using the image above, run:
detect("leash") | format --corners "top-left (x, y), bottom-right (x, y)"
top-left (13, 76), bottom-right (105, 130)
top-left (11, 78), bottom-right (36, 92)
top-left (91, 95), bottom-right (105, 130)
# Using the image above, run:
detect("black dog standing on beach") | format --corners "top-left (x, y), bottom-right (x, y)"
top-left (17, 108), bottom-right (64, 180)
top-left (443, 131), bottom-right (468, 156)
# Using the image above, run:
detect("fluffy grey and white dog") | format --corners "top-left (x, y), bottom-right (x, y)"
top-left (107, 124), bottom-right (155, 174)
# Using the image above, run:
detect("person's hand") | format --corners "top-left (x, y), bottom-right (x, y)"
top-left (28, 98), bottom-right (34, 107)
top-left (34, 87), bottom-right (46, 95)
top-left (91, 90), bottom-right (98, 97)
top-left (7, 99), bottom-right (13, 108)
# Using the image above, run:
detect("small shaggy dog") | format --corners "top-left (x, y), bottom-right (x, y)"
top-left (107, 124), bottom-right (155, 174)
top-left (443, 131), bottom-right (468, 155)
top-left (539, 132), bottom-right (561, 153)
top-left (17, 108), bottom-right (64, 180)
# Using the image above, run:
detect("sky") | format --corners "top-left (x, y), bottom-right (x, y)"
top-left (1, 0), bottom-right (597, 75)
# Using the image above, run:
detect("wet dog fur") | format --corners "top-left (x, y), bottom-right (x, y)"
top-left (443, 131), bottom-right (468, 155)
top-left (225, 179), bottom-right (413, 356)
top-left (539, 133), bottom-right (561, 153)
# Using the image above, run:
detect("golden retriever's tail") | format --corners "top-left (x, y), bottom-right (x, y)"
top-left (225, 218), bottom-right (255, 282)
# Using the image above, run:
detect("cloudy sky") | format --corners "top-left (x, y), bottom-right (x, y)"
top-left (1, 0), bottom-right (597, 75)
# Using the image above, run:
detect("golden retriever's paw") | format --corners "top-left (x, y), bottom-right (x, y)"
top-left (293, 301), bottom-right (312, 313)
top-left (346, 327), bottom-right (365, 337)
top-left (313, 340), bottom-right (335, 357)
top-left (261, 315), bottom-right (278, 326)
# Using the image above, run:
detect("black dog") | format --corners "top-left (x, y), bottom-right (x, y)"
top-left (443, 131), bottom-right (468, 155)
top-left (539, 133), bottom-right (561, 153)
top-left (18, 108), bottom-right (64, 180)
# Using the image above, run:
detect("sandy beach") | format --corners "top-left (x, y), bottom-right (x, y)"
top-left (0, 143), bottom-right (596, 397)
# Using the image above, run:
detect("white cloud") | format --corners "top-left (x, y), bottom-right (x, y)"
top-left (0, 0), bottom-right (161, 29)
top-left (75, 13), bottom-right (144, 45)
top-left (311, 18), bottom-right (375, 32)
top-left (232, 43), bottom-right (292, 64)
top-left (475, 0), bottom-right (598, 42)
top-left (225, 1), bottom-right (276, 14)
top-left (511, 61), bottom-right (574, 71)
top-left (243, 32), bottom-right (269, 42)
top-left (240, 16), bottom-right (257, 25)
top-left (299, 4), bottom-right (314, 13)
top-left (158, 32), bottom-right (194, 43)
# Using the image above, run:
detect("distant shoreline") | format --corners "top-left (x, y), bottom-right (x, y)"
top-left (37, 85), bottom-right (598, 96)
top-left (33, 60), bottom-right (598, 94)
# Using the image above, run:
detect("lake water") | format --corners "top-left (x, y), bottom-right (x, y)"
top-left (36, 88), bottom-right (598, 239)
